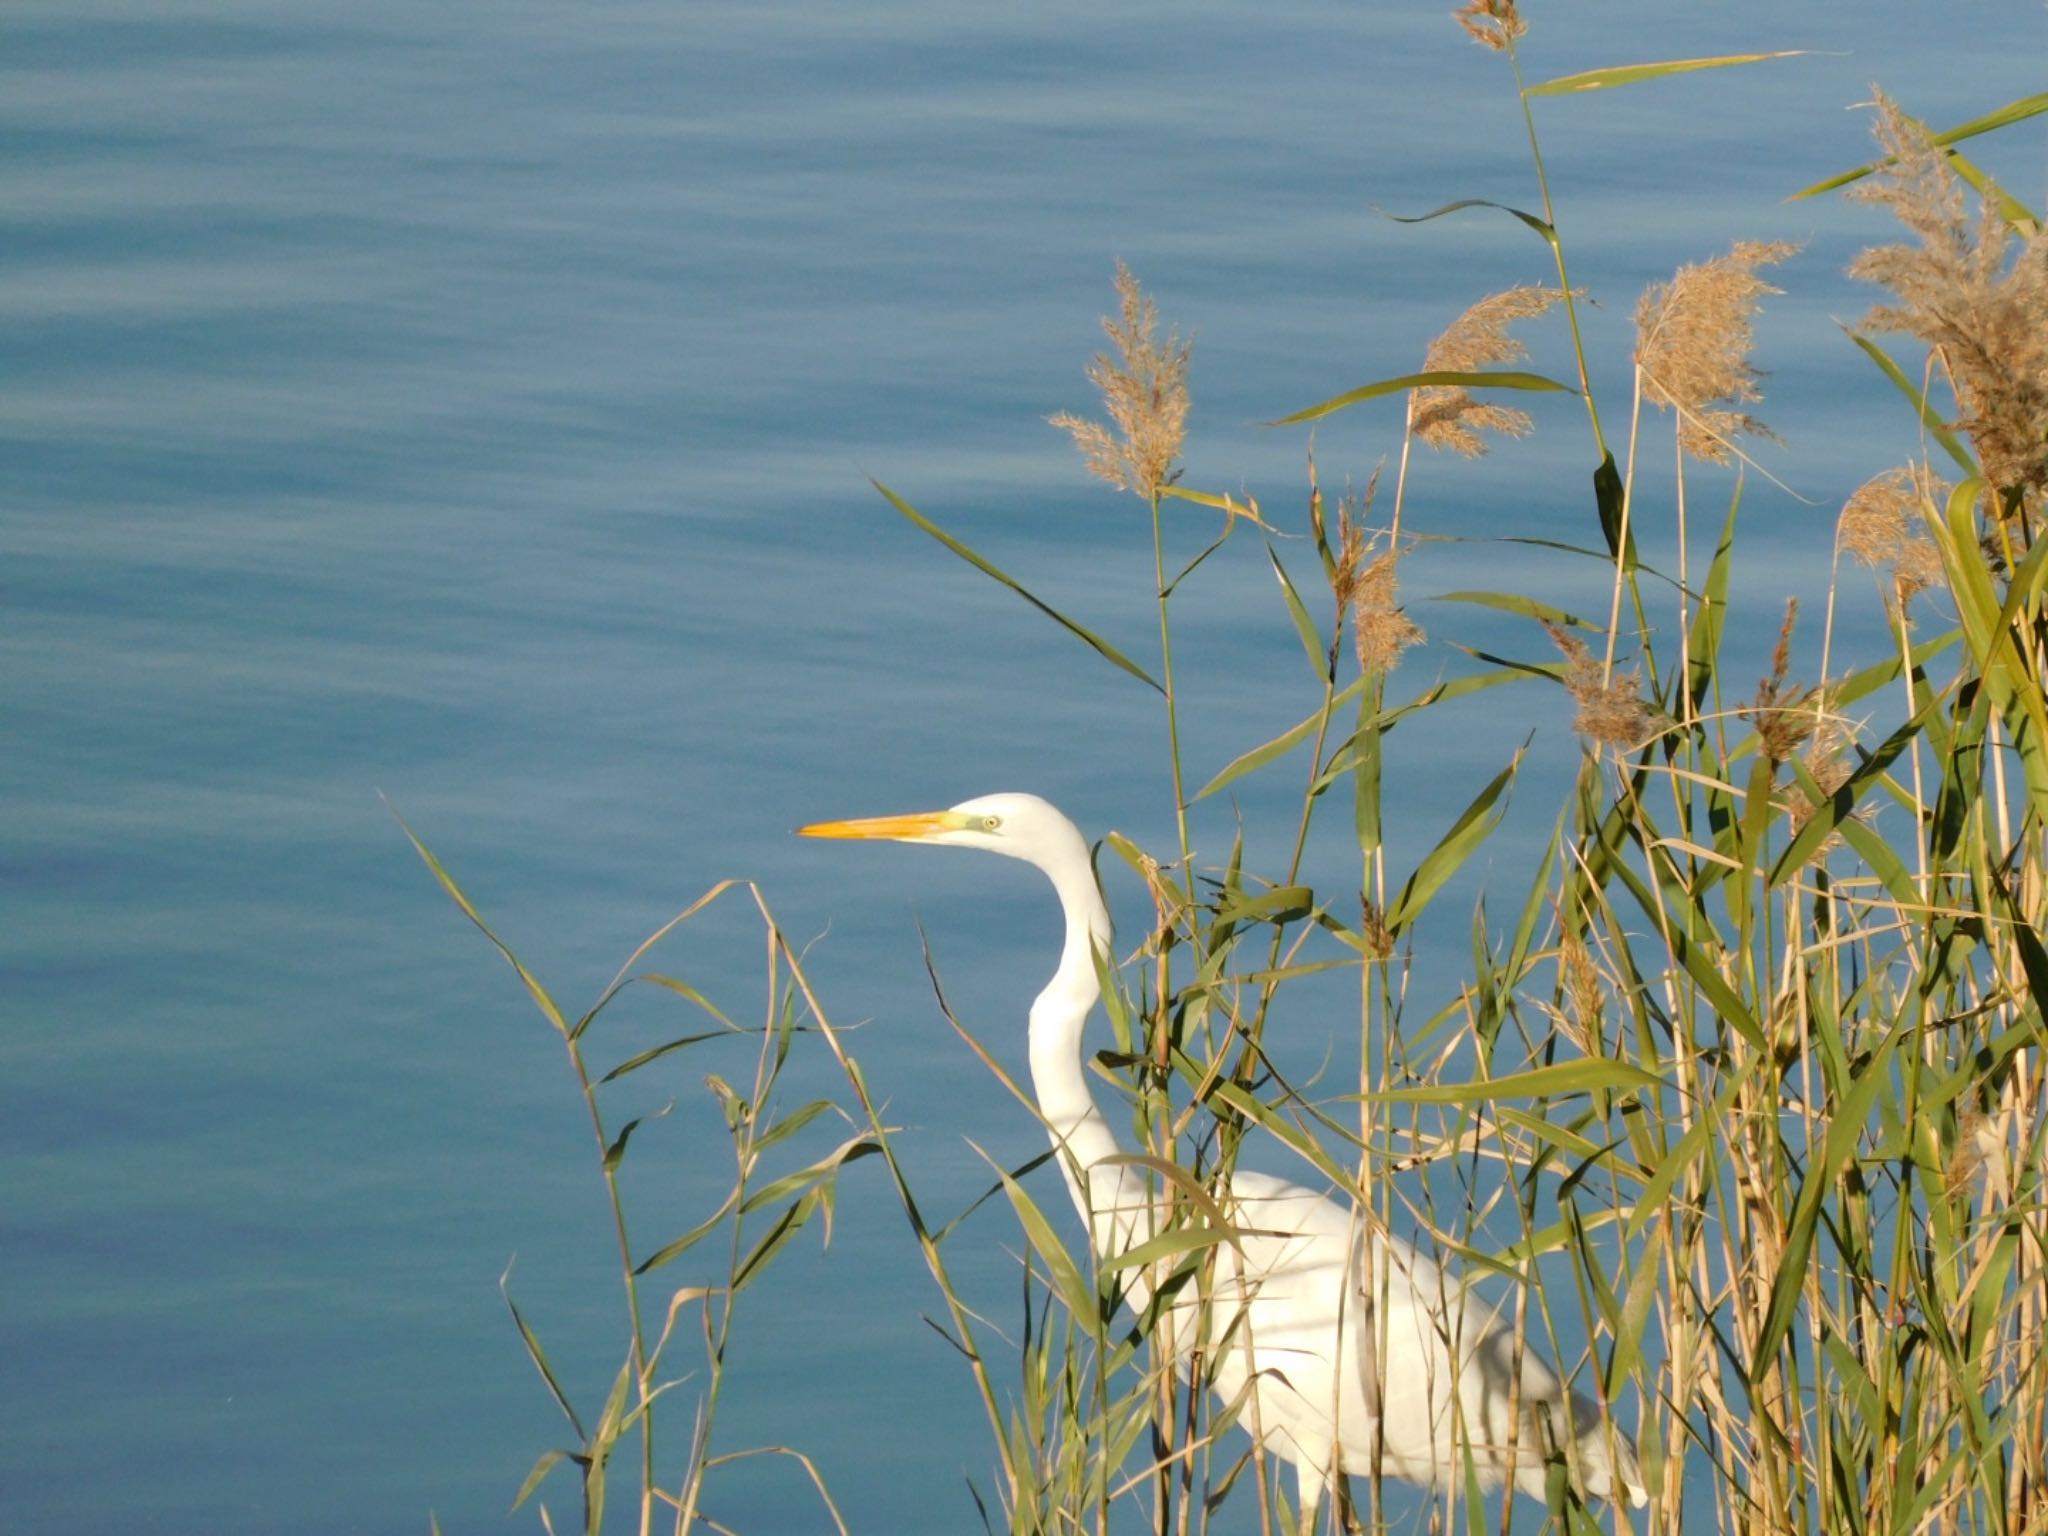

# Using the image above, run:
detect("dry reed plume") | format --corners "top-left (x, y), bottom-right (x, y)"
top-left (1635, 240), bottom-right (1799, 462)
top-left (1744, 600), bottom-right (1820, 763)
top-left (1838, 465), bottom-right (1947, 616)
top-left (1050, 262), bottom-right (1191, 501)
top-left (1847, 92), bottom-right (2048, 518)
top-left (1412, 285), bottom-right (1565, 456)
top-left (1454, 0), bottom-right (1525, 51)
top-left (1543, 622), bottom-right (1651, 748)
top-left (1332, 471), bottom-right (1423, 674)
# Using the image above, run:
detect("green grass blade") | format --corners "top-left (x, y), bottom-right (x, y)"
top-left (1193, 677), bottom-right (1366, 801)
top-left (1267, 543), bottom-right (1331, 681)
top-left (1523, 51), bottom-right (1804, 97)
top-left (1942, 146), bottom-right (2039, 231)
top-left (1384, 752), bottom-right (1521, 935)
top-left (1100, 1222), bottom-right (1244, 1274)
top-left (989, 1156), bottom-right (1101, 1335)
top-left (1751, 1010), bottom-right (1916, 1380)
top-left (1433, 590), bottom-right (1598, 629)
top-left (871, 478), bottom-right (1162, 692)
top-left (500, 1265), bottom-right (586, 1440)
top-left (511, 1449), bottom-right (572, 1513)
top-left (1375, 197), bottom-right (1555, 242)
top-left (599, 1029), bottom-right (728, 1085)
top-left (1839, 327), bottom-right (1978, 474)
top-left (390, 804), bottom-right (569, 1036)
top-left (635, 1190), bottom-right (741, 1275)
top-left (601, 1105), bottom-right (670, 1172)
top-left (1267, 370), bottom-right (1575, 428)
top-left (1361, 1057), bottom-right (1657, 1105)
top-left (1791, 90), bottom-right (2048, 199)
top-left (1687, 480), bottom-right (1741, 711)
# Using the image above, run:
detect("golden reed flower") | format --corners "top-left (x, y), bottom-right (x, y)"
top-left (1848, 93), bottom-right (2048, 517)
top-left (1634, 241), bottom-right (1799, 462)
top-left (1049, 262), bottom-right (1191, 501)
top-left (1743, 600), bottom-right (1819, 763)
top-left (1330, 468), bottom-right (1424, 675)
top-left (1543, 623), bottom-right (1651, 748)
top-left (1412, 286), bottom-right (1565, 457)
top-left (1455, 0), bottom-right (1526, 51)
top-left (1838, 465), bottom-right (1947, 617)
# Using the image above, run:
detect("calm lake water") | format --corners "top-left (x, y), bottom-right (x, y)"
top-left (4, 3), bottom-right (2043, 1531)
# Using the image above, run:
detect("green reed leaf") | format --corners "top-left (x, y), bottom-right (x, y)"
top-left (635, 1191), bottom-right (741, 1276)
top-left (1524, 51), bottom-right (1803, 97)
top-left (392, 804), bottom-right (568, 1036)
top-left (872, 478), bottom-right (1162, 692)
top-left (600, 1029), bottom-right (728, 1085)
top-left (1384, 753), bottom-right (1520, 935)
top-left (501, 1265), bottom-right (585, 1440)
top-left (1840, 327), bottom-right (1978, 474)
top-left (1376, 197), bottom-right (1555, 242)
top-left (989, 1156), bottom-right (1101, 1336)
top-left (1433, 590), bottom-right (1597, 628)
top-left (1792, 91), bottom-right (2048, 200)
top-left (511, 1448), bottom-right (571, 1513)
top-left (1268, 370), bottom-right (1575, 428)
top-left (1267, 544), bottom-right (1331, 680)
top-left (1194, 677), bottom-right (1365, 801)
top-left (602, 1105), bottom-right (671, 1172)
top-left (1687, 481), bottom-right (1741, 713)
top-left (1752, 1008), bottom-right (1916, 1381)
top-left (1359, 1057), bottom-right (1657, 1105)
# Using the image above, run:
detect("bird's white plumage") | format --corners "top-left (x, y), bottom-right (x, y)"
top-left (802, 792), bottom-right (1646, 1527)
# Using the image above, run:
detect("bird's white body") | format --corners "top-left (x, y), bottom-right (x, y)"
top-left (803, 792), bottom-right (1646, 1526)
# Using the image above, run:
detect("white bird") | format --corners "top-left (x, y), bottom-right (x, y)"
top-left (802, 792), bottom-right (1647, 1529)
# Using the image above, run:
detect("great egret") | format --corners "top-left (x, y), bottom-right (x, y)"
top-left (802, 792), bottom-right (1647, 1527)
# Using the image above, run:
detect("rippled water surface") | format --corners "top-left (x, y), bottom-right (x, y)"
top-left (4, 3), bottom-right (2042, 1531)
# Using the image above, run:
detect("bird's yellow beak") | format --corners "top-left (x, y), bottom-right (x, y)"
top-left (797, 810), bottom-right (972, 842)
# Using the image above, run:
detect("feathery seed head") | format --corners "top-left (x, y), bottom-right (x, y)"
top-left (1744, 600), bottom-right (1820, 763)
top-left (1049, 262), bottom-right (1191, 502)
top-left (1558, 930), bottom-right (1606, 1055)
top-left (1412, 285), bottom-right (1565, 457)
top-left (1455, 0), bottom-right (1526, 51)
top-left (1331, 470), bottom-right (1423, 676)
top-left (1635, 241), bottom-right (1799, 462)
top-left (1839, 465), bottom-right (1948, 618)
top-left (1543, 623), bottom-right (1652, 749)
top-left (1847, 92), bottom-right (2048, 518)
top-left (1782, 697), bottom-right (1858, 856)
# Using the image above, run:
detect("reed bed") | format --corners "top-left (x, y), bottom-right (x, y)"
top-left (415, 10), bottom-right (2048, 1533)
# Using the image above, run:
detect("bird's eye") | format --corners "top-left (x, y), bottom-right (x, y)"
top-left (982, 815), bottom-right (1003, 831)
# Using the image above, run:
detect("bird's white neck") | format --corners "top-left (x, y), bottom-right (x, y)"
top-left (1024, 850), bottom-right (1133, 1258)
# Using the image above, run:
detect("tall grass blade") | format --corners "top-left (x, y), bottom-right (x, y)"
top-left (391, 805), bottom-right (568, 1036)
top-left (871, 478), bottom-right (1162, 691)
top-left (1267, 544), bottom-right (1331, 681)
top-left (1840, 328), bottom-right (1978, 474)
top-left (1384, 754), bottom-right (1520, 934)
top-left (1523, 51), bottom-right (1804, 97)
top-left (1376, 197), bottom-right (1555, 241)
top-left (501, 1266), bottom-right (586, 1440)
top-left (1268, 370), bottom-right (1575, 428)
top-left (1360, 1058), bottom-right (1657, 1105)
top-left (1791, 90), bottom-right (2048, 198)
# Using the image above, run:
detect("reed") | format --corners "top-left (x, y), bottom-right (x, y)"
top-left (843, 15), bottom-right (2048, 1536)
top-left (419, 12), bottom-right (2048, 1533)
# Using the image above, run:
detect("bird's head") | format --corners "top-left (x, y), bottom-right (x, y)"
top-left (799, 791), bottom-right (1085, 870)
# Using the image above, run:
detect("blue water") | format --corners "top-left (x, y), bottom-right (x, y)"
top-left (4, 3), bottom-right (2043, 1531)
